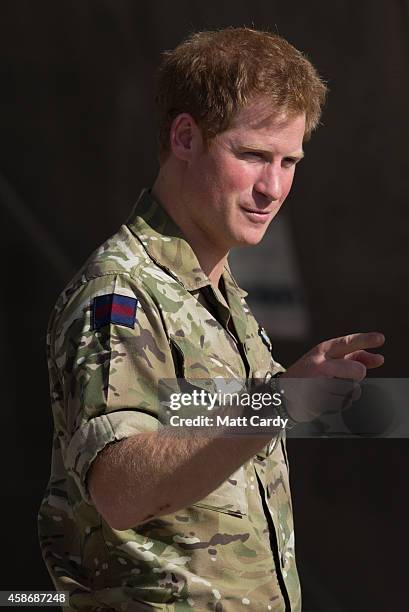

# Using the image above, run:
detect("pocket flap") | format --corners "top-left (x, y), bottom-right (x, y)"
top-left (192, 466), bottom-right (248, 516)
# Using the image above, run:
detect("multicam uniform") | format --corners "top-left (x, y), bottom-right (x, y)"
top-left (38, 189), bottom-right (301, 611)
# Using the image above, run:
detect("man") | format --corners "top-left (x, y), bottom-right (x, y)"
top-left (38, 28), bottom-right (384, 611)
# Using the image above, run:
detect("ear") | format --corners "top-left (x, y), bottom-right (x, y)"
top-left (170, 113), bottom-right (202, 161)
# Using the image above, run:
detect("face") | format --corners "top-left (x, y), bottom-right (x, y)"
top-left (181, 99), bottom-right (306, 254)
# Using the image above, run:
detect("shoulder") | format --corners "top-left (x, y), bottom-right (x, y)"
top-left (51, 223), bottom-right (180, 324)
top-left (47, 229), bottom-right (161, 346)
top-left (47, 229), bottom-right (194, 358)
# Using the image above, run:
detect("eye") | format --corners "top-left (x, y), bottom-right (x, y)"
top-left (243, 151), bottom-right (264, 161)
top-left (282, 157), bottom-right (298, 168)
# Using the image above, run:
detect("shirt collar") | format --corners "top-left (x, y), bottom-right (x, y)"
top-left (126, 188), bottom-right (247, 297)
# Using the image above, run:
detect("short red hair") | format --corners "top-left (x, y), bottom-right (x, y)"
top-left (156, 27), bottom-right (327, 160)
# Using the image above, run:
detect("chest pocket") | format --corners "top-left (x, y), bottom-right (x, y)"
top-left (169, 334), bottom-right (248, 517)
top-left (169, 329), bottom-right (246, 381)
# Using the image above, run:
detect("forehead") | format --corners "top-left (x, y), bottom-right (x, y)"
top-left (227, 98), bottom-right (306, 140)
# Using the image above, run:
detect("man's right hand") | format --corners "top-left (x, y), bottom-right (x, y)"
top-left (280, 332), bottom-right (385, 424)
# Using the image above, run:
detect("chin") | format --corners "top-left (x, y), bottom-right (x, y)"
top-left (233, 233), bottom-right (266, 247)
top-left (241, 227), bottom-right (269, 245)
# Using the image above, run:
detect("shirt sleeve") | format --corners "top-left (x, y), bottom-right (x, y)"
top-left (49, 273), bottom-right (175, 503)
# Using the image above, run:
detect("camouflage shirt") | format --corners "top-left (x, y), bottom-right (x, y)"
top-left (38, 189), bottom-right (301, 611)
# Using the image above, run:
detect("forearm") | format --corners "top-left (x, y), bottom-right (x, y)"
top-left (89, 426), bottom-right (274, 530)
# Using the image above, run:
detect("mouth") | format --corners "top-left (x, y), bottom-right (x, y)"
top-left (240, 207), bottom-right (272, 223)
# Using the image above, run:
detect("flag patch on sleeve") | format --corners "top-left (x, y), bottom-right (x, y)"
top-left (92, 294), bottom-right (138, 330)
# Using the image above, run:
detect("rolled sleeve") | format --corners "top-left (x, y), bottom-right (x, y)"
top-left (65, 410), bottom-right (160, 503)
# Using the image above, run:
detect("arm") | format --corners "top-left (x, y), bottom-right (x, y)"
top-left (88, 429), bottom-right (271, 530)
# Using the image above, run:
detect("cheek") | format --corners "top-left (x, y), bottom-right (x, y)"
top-left (222, 162), bottom-right (256, 191)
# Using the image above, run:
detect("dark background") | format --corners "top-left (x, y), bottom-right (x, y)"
top-left (1, 1), bottom-right (408, 610)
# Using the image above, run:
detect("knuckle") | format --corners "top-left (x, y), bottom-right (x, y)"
top-left (341, 335), bottom-right (353, 350)
top-left (311, 344), bottom-right (325, 360)
top-left (309, 355), bottom-right (325, 374)
top-left (354, 362), bottom-right (366, 381)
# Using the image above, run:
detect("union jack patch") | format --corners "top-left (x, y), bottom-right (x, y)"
top-left (91, 293), bottom-right (138, 330)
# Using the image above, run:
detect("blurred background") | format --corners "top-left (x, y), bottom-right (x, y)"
top-left (1, 1), bottom-right (408, 610)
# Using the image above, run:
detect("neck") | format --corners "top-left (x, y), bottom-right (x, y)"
top-left (152, 169), bottom-right (228, 288)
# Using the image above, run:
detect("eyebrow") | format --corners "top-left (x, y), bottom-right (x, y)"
top-left (239, 145), bottom-right (305, 160)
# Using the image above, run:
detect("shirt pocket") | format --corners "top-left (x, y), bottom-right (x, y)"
top-left (169, 335), bottom-right (248, 517)
top-left (169, 332), bottom-right (246, 381)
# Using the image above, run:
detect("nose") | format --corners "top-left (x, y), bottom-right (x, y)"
top-left (254, 163), bottom-right (282, 202)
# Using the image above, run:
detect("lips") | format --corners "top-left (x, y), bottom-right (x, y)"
top-left (242, 208), bottom-right (270, 215)
top-left (240, 207), bottom-right (272, 223)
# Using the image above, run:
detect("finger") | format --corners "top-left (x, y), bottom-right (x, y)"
top-left (313, 376), bottom-right (357, 396)
top-left (286, 379), bottom-right (349, 418)
top-left (322, 332), bottom-right (385, 359)
top-left (305, 378), bottom-right (360, 414)
top-left (340, 383), bottom-right (362, 411)
top-left (345, 350), bottom-right (384, 369)
top-left (325, 378), bottom-right (360, 411)
top-left (320, 358), bottom-right (367, 381)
